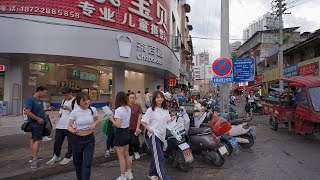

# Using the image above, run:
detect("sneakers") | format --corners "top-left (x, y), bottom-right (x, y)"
top-left (110, 148), bottom-right (115, 153)
top-left (116, 175), bottom-right (127, 180)
top-left (42, 136), bottom-right (52, 142)
top-left (31, 160), bottom-right (39, 169)
top-left (46, 155), bottom-right (61, 165)
top-left (134, 152), bottom-right (140, 160)
top-left (148, 176), bottom-right (159, 180)
top-left (29, 157), bottom-right (43, 163)
top-left (125, 172), bottom-right (134, 180)
top-left (105, 150), bottom-right (110, 158)
top-left (59, 157), bottom-right (73, 165)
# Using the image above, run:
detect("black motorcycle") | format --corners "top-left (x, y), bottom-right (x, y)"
top-left (142, 128), bottom-right (193, 172)
top-left (187, 127), bottom-right (228, 167)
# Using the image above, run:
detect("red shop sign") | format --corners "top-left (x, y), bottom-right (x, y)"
top-left (0, 0), bottom-right (170, 45)
top-left (299, 63), bottom-right (319, 76)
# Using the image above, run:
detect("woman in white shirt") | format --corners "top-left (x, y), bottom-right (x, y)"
top-left (68, 92), bottom-right (99, 180)
top-left (141, 91), bottom-right (171, 180)
top-left (108, 91), bottom-right (133, 180)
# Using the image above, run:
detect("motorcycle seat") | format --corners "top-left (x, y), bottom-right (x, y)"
top-left (230, 120), bottom-right (245, 125)
top-left (188, 127), bottom-right (211, 136)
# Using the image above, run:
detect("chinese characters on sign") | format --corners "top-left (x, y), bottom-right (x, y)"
top-left (299, 63), bottom-right (319, 76)
top-left (232, 58), bottom-right (254, 82)
top-left (0, 0), bottom-right (169, 45)
top-left (284, 64), bottom-right (298, 77)
top-left (136, 42), bottom-right (164, 65)
top-left (212, 77), bottom-right (233, 84)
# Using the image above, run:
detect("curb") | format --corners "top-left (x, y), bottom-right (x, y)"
top-left (1, 155), bottom-right (117, 180)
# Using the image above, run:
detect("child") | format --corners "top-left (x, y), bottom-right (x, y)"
top-left (102, 118), bottom-right (116, 157)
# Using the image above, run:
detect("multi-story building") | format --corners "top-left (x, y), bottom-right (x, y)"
top-left (243, 12), bottom-right (280, 41)
top-left (0, 0), bottom-right (193, 115)
top-left (230, 41), bottom-right (242, 58)
top-left (193, 52), bottom-right (209, 66)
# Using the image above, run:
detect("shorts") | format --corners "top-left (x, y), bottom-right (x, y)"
top-left (31, 121), bottom-right (44, 141)
top-left (113, 128), bottom-right (130, 147)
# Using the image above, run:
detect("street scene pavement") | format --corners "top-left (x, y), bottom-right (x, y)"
top-left (2, 102), bottom-right (319, 180)
top-left (42, 113), bottom-right (320, 180)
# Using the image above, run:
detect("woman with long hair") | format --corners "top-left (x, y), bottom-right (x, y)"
top-left (141, 91), bottom-right (171, 180)
top-left (108, 91), bottom-right (133, 180)
top-left (68, 92), bottom-right (99, 180)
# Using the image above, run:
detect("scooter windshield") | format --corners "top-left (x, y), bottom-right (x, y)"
top-left (309, 87), bottom-right (320, 112)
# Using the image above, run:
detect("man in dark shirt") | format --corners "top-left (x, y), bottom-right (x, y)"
top-left (25, 86), bottom-right (52, 169)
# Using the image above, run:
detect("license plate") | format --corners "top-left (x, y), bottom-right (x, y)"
top-left (218, 146), bottom-right (228, 156)
top-left (178, 142), bottom-right (190, 150)
top-left (250, 129), bottom-right (256, 138)
top-left (182, 148), bottom-right (194, 163)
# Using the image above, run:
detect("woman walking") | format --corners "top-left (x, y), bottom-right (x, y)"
top-left (144, 88), bottom-right (152, 109)
top-left (109, 91), bottom-right (133, 180)
top-left (68, 92), bottom-right (99, 180)
top-left (141, 91), bottom-right (171, 180)
top-left (128, 92), bottom-right (142, 160)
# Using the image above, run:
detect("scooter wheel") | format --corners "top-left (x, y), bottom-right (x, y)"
top-left (208, 151), bottom-right (224, 167)
top-left (175, 150), bottom-right (191, 172)
top-left (238, 135), bottom-right (254, 148)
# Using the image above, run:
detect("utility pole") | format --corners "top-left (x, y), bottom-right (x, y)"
top-left (273, 0), bottom-right (288, 90)
top-left (220, 0), bottom-right (230, 113)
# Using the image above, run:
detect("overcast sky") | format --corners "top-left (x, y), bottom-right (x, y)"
top-left (187, 0), bottom-right (320, 63)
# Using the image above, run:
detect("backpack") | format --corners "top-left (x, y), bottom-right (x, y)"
top-left (62, 99), bottom-right (76, 110)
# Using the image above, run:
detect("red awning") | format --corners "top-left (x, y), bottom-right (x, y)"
top-left (281, 76), bottom-right (320, 87)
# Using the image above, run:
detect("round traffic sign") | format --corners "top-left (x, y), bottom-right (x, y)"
top-left (212, 58), bottom-right (232, 76)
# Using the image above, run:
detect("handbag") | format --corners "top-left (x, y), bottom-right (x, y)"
top-left (21, 120), bottom-right (33, 132)
top-left (43, 114), bottom-right (53, 136)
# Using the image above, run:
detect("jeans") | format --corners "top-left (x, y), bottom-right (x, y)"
top-left (72, 133), bottom-right (95, 180)
top-left (54, 129), bottom-right (72, 158)
top-left (106, 133), bottom-right (115, 150)
top-left (129, 130), bottom-right (140, 156)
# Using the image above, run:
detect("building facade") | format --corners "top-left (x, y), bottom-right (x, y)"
top-left (243, 12), bottom-right (279, 41)
top-left (0, 0), bottom-right (193, 115)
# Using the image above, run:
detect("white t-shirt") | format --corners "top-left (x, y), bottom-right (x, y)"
top-left (141, 107), bottom-right (171, 142)
top-left (69, 107), bottom-right (98, 131)
top-left (114, 106), bottom-right (131, 128)
top-left (56, 98), bottom-right (79, 129)
top-left (248, 95), bottom-right (256, 103)
top-left (145, 93), bottom-right (152, 101)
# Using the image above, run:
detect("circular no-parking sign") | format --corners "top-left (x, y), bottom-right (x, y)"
top-left (212, 57), bottom-right (232, 76)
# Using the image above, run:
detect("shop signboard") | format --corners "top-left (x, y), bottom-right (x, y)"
top-left (262, 68), bottom-right (279, 82)
top-left (0, 0), bottom-right (170, 45)
top-left (80, 71), bottom-right (96, 81)
top-left (299, 63), bottom-right (319, 76)
top-left (284, 64), bottom-right (298, 77)
top-left (40, 63), bottom-right (50, 72)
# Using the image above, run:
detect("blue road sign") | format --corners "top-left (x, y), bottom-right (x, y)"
top-left (233, 58), bottom-right (254, 82)
top-left (212, 76), bottom-right (233, 84)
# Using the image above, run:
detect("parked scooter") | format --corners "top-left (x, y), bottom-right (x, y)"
top-left (142, 119), bottom-right (194, 172)
top-left (245, 98), bottom-right (264, 115)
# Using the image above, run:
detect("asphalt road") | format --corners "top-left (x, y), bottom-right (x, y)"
top-left (42, 114), bottom-right (320, 180)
